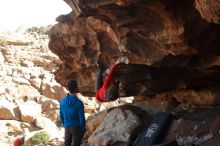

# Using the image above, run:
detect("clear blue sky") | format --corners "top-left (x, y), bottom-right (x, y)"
top-left (0, 0), bottom-right (71, 31)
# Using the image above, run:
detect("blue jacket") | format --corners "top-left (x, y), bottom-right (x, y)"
top-left (60, 94), bottom-right (86, 132)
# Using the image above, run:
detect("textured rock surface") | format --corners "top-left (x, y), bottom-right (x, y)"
top-left (88, 105), bottom-right (146, 146)
top-left (0, 100), bottom-right (16, 120)
top-left (87, 110), bottom-right (109, 137)
top-left (18, 101), bottom-right (42, 122)
top-left (195, 0), bottom-right (220, 24)
top-left (48, 0), bottom-right (220, 107)
top-left (0, 28), bottom-right (69, 145)
top-left (0, 120), bottom-right (23, 145)
top-left (164, 106), bottom-right (220, 146)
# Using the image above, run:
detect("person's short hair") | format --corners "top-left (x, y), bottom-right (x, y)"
top-left (67, 80), bottom-right (78, 94)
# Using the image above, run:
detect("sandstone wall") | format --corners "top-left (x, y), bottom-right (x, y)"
top-left (48, 0), bottom-right (220, 106)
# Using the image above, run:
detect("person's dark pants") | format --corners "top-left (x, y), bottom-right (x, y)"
top-left (104, 83), bottom-right (119, 101)
top-left (64, 126), bottom-right (84, 146)
top-left (96, 66), bottom-right (105, 90)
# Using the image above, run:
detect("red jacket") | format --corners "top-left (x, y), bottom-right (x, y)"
top-left (96, 64), bottom-right (117, 102)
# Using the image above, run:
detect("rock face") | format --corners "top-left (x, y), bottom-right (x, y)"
top-left (164, 106), bottom-right (220, 146)
top-left (0, 28), bottom-right (67, 145)
top-left (195, 0), bottom-right (220, 24)
top-left (88, 106), bottom-right (146, 146)
top-left (0, 120), bottom-right (23, 144)
top-left (0, 100), bottom-right (16, 120)
top-left (48, 0), bottom-right (220, 107)
top-left (18, 101), bottom-right (42, 122)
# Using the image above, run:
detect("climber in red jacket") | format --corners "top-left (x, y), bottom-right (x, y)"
top-left (95, 57), bottom-right (129, 102)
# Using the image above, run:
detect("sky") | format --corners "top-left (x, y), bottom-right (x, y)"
top-left (0, 0), bottom-right (71, 31)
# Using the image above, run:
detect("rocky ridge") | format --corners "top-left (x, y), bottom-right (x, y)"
top-left (0, 27), bottom-right (65, 145)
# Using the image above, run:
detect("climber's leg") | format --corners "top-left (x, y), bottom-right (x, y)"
top-left (104, 82), bottom-right (119, 101)
top-left (96, 62), bottom-right (106, 90)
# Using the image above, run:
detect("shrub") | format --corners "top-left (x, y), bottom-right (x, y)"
top-left (0, 39), bottom-right (8, 46)
top-left (31, 131), bottom-right (50, 146)
top-left (26, 27), bottom-right (39, 33)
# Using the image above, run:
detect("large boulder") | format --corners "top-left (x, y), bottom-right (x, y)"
top-left (48, 0), bottom-right (220, 108)
top-left (164, 106), bottom-right (220, 145)
top-left (6, 84), bottom-right (40, 101)
top-left (87, 110), bottom-right (109, 137)
top-left (39, 97), bottom-right (59, 111)
top-left (48, 0), bottom-right (185, 95)
top-left (41, 79), bottom-right (67, 100)
top-left (88, 106), bottom-right (145, 146)
top-left (18, 101), bottom-right (42, 122)
top-left (0, 100), bottom-right (16, 120)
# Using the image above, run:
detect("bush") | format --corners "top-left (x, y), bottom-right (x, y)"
top-left (0, 39), bottom-right (8, 46)
top-left (26, 27), bottom-right (39, 33)
top-left (31, 131), bottom-right (50, 146)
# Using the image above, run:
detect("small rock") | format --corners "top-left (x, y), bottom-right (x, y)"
top-left (18, 101), bottom-right (42, 122)
top-left (0, 100), bottom-right (16, 120)
top-left (0, 85), bottom-right (6, 94)
top-left (12, 77), bottom-right (31, 85)
top-left (21, 60), bottom-right (34, 67)
top-left (45, 110), bottom-right (59, 123)
top-left (41, 98), bottom-right (59, 111)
